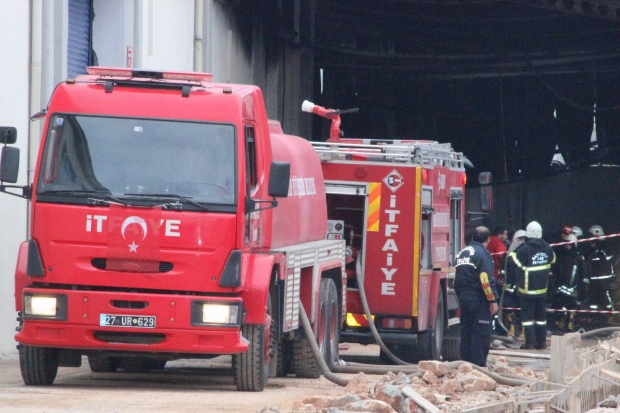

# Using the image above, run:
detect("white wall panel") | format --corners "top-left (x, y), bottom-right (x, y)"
top-left (0, 0), bottom-right (30, 354)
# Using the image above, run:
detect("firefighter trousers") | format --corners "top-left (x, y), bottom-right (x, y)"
top-left (520, 296), bottom-right (547, 348)
top-left (459, 296), bottom-right (492, 367)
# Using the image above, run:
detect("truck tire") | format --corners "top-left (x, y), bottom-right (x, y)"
top-left (293, 278), bottom-right (330, 378)
top-left (415, 290), bottom-right (445, 362)
top-left (324, 278), bottom-right (340, 369)
top-left (441, 336), bottom-right (460, 361)
top-left (233, 292), bottom-right (273, 391)
top-left (19, 345), bottom-right (59, 386)
top-left (233, 324), bottom-right (270, 391)
top-left (87, 354), bottom-right (120, 373)
top-left (441, 321), bottom-right (460, 361)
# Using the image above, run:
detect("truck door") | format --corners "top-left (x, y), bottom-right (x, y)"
top-left (244, 125), bottom-right (260, 247)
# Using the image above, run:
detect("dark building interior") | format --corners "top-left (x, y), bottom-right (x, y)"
top-left (310, 0), bottom-right (620, 184)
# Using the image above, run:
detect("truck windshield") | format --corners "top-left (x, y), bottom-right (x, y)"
top-left (37, 115), bottom-right (236, 207)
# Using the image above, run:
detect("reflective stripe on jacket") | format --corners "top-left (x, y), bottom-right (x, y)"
top-left (508, 238), bottom-right (555, 297)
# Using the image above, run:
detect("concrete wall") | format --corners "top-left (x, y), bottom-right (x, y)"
top-left (0, 1), bottom-right (30, 354)
top-left (0, 0), bottom-right (315, 355)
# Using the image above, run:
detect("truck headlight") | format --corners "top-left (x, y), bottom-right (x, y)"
top-left (191, 300), bottom-right (242, 327)
top-left (23, 293), bottom-right (68, 320)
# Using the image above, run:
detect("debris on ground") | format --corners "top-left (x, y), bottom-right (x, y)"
top-left (273, 359), bottom-right (548, 413)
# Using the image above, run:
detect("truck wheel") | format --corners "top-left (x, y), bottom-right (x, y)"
top-left (19, 345), bottom-right (59, 386)
top-left (233, 292), bottom-right (273, 391)
top-left (87, 354), bottom-right (120, 373)
top-left (233, 323), bottom-right (270, 391)
top-left (324, 278), bottom-right (340, 369)
top-left (293, 279), bottom-right (330, 378)
top-left (441, 321), bottom-right (460, 361)
top-left (441, 336), bottom-right (460, 361)
top-left (415, 290), bottom-right (445, 362)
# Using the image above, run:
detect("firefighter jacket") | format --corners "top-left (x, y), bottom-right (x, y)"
top-left (507, 238), bottom-right (556, 297)
top-left (454, 241), bottom-right (499, 303)
top-left (551, 247), bottom-right (587, 300)
top-left (585, 246), bottom-right (614, 283)
top-left (503, 243), bottom-right (523, 295)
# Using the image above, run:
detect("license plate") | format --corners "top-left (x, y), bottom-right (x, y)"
top-left (100, 314), bottom-right (156, 328)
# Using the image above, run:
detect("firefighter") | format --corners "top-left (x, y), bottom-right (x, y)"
top-left (551, 234), bottom-right (588, 332)
top-left (454, 226), bottom-right (499, 367)
top-left (583, 225), bottom-right (615, 315)
top-left (502, 229), bottom-right (527, 337)
top-left (507, 221), bottom-right (555, 350)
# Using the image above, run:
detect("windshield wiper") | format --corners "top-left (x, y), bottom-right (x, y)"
top-left (124, 193), bottom-right (208, 211)
top-left (42, 189), bottom-right (128, 206)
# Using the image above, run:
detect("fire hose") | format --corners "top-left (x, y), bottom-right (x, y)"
top-left (296, 263), bottom-right (534, 387)
top-left (298, 299), bottom-right (531, 387)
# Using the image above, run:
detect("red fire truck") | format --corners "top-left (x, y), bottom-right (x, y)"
top-left (0, 67), bottom-right (346, 391)
top-left (302, 101), bottom-right (469, 363)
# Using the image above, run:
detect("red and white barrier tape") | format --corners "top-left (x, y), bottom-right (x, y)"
top-left (491, 232), bottom-right (620, 256)
top-left (502, 307), bottom-right (620, 314)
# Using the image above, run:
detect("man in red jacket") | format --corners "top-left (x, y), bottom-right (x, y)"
top-left (487, 226), bottom-right (508, 281)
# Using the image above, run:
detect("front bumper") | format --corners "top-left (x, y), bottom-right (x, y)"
top-left (16, 288), bottom-right (248, 354)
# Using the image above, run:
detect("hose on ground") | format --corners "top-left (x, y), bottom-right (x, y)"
top-left (298, 299), bottom-right (349, 386)
top-left (298, 299), bottom-right (528, 387)
top-left (579, 326), bottom-right (620, 339)
top-left (356, 267), bottom-right (413, 365)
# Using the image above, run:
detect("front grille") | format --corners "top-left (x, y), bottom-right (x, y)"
top-left (91, 258), bottom-right (173, 273)
top-left (94, 331), bottom-right (165, 345)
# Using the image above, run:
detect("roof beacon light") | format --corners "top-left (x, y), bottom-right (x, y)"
top-left (86, 67), bottom-right (212, 83)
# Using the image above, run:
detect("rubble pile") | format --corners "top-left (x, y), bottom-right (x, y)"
top-left (259, 359), bottom-right (547, 413)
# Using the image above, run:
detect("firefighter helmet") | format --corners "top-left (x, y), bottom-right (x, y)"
top-left (572, 226), bottom-right (583, 238)
top-left (588, 225), bottom-right (604, 237)
top-left (513, 229), bottom-right (527, 240)
top-left (564, 234), bottom-right (577, 244)
top-left (526, 221), bottom-right (542, 239)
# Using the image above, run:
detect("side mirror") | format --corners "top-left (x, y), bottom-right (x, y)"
top-left (268, 161), bottom-right (290, 198)
top-left (0, 127), bottom-right (17, 144)
top-left (0, 146), bottom-right (20, 183)
top-left (478, 172), bottom-right (492, 212)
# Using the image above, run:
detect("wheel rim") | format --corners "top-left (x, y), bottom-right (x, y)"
top-left (317, 302), bottom-right (327, 358)
top-left (328, 299), bottom-right (338, 363)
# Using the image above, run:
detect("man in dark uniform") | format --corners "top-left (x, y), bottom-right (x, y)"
top-left (454, 226), bottom-right (499, 367)
top-left (551, 233), bottom-right (588, 332)
top-left (507, 221), bottom-right (555, 350)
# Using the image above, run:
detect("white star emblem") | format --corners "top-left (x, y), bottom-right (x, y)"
top-left (128, 241), bottom-right (139, 253)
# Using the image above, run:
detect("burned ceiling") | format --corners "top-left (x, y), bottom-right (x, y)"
top-left (311, 0), bottom-right (620, 182)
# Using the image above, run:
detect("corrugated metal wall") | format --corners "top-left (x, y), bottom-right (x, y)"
top-left (67, 0), bottom-right (92, 78)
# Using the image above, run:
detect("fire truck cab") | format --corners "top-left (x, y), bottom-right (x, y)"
top-left (0, 69), bottom-right (346, 392)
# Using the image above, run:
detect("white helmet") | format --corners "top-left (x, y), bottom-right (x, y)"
top-left (588, 225), bottom-right (604, 237)
top-left (513, 229), bottom-right (527, 240)
top-left (572, 226), bottom-right (583, 238)
top-left (564, 234), bottom-right (577, 243)
top-left (526, 221), bottom-right (542, 239)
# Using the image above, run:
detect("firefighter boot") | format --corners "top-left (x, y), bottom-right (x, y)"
top-left (503, 312), bottom-right (515, 336)
top-left (535, 324), bottom-right (547, 350)
top-left (522, 324), bottom-right (536, 349)
top-left (567, 313), bottom-right (575, 332)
